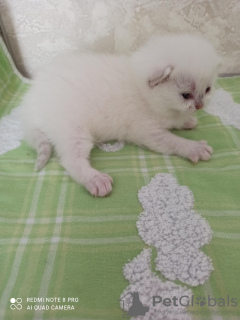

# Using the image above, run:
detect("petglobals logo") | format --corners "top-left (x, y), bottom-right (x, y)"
top-left (120, 292), bottom-right (238, 318)
top-left (120, 291), bottom-right (150, 318)
top-left (152, 295), bottom-right (238, 308)
top-left (10, 298), bottom-right (22, 310)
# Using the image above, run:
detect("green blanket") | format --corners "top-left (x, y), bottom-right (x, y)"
top-left (0, 38), bottom-right (240, 320)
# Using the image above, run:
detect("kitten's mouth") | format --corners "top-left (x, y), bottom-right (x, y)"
top-left (195, 104), bottom-right (204, 110)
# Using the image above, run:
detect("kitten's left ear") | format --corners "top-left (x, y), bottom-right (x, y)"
top-left (148, 65), bottom-right (174, 88)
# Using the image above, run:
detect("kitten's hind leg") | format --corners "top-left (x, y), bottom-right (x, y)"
top-left (58, 130), bottom-right (113, 197)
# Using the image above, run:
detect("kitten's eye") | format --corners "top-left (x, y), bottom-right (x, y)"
top-left (205, 87), bottom-right (211, 94)
top-left (182, 93), bottom-right (191, 100)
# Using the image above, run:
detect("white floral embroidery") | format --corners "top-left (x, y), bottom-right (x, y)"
top-left (97, 141), bottom-right (125, 152)
top-left (137, 174), bottom-right (213, 286)
top-left (205, 88), bottom-right (240, 130)
top-left (120, 248), bottom-right (192, 320)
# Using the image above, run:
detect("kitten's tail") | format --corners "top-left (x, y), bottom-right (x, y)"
top-left (35, 137), bottom-right (52, 171)
top-left (27, 129), bottom-right (53, 171)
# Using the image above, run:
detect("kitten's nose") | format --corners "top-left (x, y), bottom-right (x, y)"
top-left (195, 97), bottom-right (204, 110)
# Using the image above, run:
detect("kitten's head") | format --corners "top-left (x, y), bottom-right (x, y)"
top-left (132, 34), bottom-right (221, 115)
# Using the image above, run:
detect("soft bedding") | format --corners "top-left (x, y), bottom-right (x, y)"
top-left (0, 38), bottom-right (240, 320)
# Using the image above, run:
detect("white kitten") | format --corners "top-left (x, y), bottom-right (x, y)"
top-left (20, 34), bottom-right (221, 197)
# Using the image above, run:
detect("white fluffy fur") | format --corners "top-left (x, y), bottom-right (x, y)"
top-left (20, 34), bottom-right (221, 196)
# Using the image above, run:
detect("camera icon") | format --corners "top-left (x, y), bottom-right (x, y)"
top-left (10, 298), bottom-right (22, 310)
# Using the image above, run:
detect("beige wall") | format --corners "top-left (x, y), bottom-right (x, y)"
top-left (0, 0), bottom-right (240, 77)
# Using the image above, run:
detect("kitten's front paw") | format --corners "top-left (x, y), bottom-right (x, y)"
top-left (86, 172), bottom-right (113, 197)
top-left (187, 140), bottom-right (213, 163)
top-left (183, 117), bottom-right (198, 129)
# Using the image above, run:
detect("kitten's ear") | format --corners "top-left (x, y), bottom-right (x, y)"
top-left (148, 65), bottom-right (174, 88)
